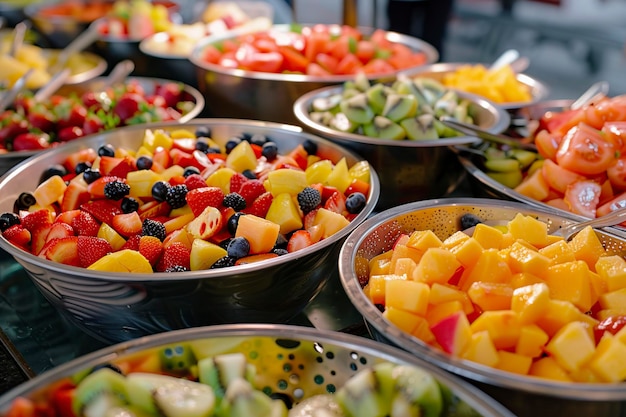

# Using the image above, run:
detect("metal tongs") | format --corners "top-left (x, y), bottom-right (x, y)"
top-left (0, 69), bottom-right (34, 113)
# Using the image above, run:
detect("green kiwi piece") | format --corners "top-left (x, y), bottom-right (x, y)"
top-left (198, 353), bottom-right (256, 401)
top-left (363, 116), bottom-right (406, 140)
top-left (330, 113), bottom-right (359, 133)
top-left (340, 93), bottom-right (375, 125)
top-left (104, 405), bottom-right (154, 417)
top-left (288, 394), bottom-right (345, 417)
top-left (433, 119), bottom-right (459, 138)
top-left (413, 77), bottom-right (447, 103)
top-left (309, 111), bottom-right (335, 126)
top-left (221, 378), bottom-right (287, 417)
top-left (72, 368), bottom-right (130, 417)
top-left (353, 72), bottom-right (371, 92)
top-left (383, 94), bottom-right (418, 122)
top-left (365, 84), bottom-right (393, 115)
top-left (126, 373), bottom-right (215, 417)
top-left (400, 114), bottom-right (438, 140)
top-left (390, 365), bottom-right (444, 417)
top-left (433, 90), bottom-right (460, 118)
top-left (335, 363), bottom-right (395, 417)
top-left (312, 95), bottom-right (342, 113)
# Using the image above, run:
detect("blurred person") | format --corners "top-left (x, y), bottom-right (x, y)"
top-left (386, 0), bottom-right (455, 59)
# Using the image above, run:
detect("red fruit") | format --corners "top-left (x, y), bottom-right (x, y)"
top-left (324, 190), bottom-right (347, 214)
top-left (238, 179), bottom-right (266, 205)
top-left (87, 175), bottom-right (126, 198)
top-left (113, 93), bottom-right (145, 123)
top-left (27, 108), bottom-right (56, 132)
top-left (58, 102), bottom-right (88, 129)
top-left (82, 113), bottom-right (106, 135)
top-left (45, 222), bottom-right (74, 243)
top-left (57, 126), bottom-right (84, 142)
top-left (77, 236), bottom-right (113, 267)
top-left (155, 82), bottom-right (183, 108)
top-left (80, 200), bottom-right (122, 225)
top-left (31, 225), bottom-right (52, 255)
top-left (39, 236), bottom-right (80, 266)
top-left (303, 208), bottom-right (318, 230)
top-left (121, 234), bottom-right (141, 251)
top-left (61, 181), bottom-right (91, 212)
top-left (21, 209), bottom-right (54, 232)
top-left (108, 156), bottom-right (137, 178)
top-left (139, 235), bottom-right (163, 266)
top-left (0, 117), bottom-right (28, 146)
top-left (183, 173), bottom-right (208, 190)
top-left (54, 209), bottom-right (81, 225)
top-left (12, 132), bottom-right (51, 151)
top-left (186, 187), bottom-right (225, 216)
top-left (111, 212), bottom-right (143, 237)
top-left (286, 229), bottom-right (313, 253)
top-left (63, 148), bottom-right (98, 174)
top-left (71, 211), bottom-right (100, 236)
top-left (229, 172), bottom-right (248, 194)
top-left (243, 191), bottom-right (273, 218)
top-left (98, 156), bottom-right (125, 176)
top-left (2, 224), bottom-right (31, 248)
top-left (172, 138), bottom-right (196, 153)
top-left (157, 241), bottom-right (191, 272)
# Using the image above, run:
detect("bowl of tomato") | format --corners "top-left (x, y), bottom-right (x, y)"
top-left (189, 24), bottom-right (439, 124)
top-left (457, 95), bottom-right (626, 230)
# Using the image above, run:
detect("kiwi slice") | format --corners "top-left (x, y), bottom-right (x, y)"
top-left (330, 113), bottom-right (359, 133)
top-left (340, 93), bottom-right (375, 125)
top-left (221, 378), bottom-right (288, 417)
top-left (365, 83), bottom-right (393, 115)
top-left (288, 394), bottom-right (345, 417)
top-left (382, 94), bottom-right (418, 122)
top-left (400, 114), bottom-right (438, 140)
top-left (413, 78), bottom-right (447, 103)
top-left (390, 365), bottom-right (444, 417)
top-left (363, 116), bottom-right (406, 140)
top-left (335, 363), bottom-right (394, 417)
top-left (309, 111), bottom-right (335, 126)
top-left (103, 405), bottom-right (153, 417)
top-left (72, 368), bottom-right (130, 417)
top-left (312, 95), bottom-right (342, 113)
top-left (198, 352), bottom-right (256, 401)
top-left (434, 90), bottom-right (460, 118)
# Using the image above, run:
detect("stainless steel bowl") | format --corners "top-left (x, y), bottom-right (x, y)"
top-left (0, 76), bottom-right (204, 176)
top-left (0, 119), bottom-right (379, 343)
top-left (189, 25), bottom-right (439, 125)
top-left (45, 49), bottom-right (108, 85)
top-left (293, 85), bottom-right (510, 210)
top-left (404, 62), bottom-right (550, 111)
top-left (0, 324), bottom-right (514, 417)
top-left (339, 198), bottom-right (626, 417)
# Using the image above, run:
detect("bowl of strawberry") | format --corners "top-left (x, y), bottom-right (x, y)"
top-left (0, 76), bottom-right (204, 176)
top-left (189, 24), bottom-right (438, 124)
top-left (0, 119), bottom-right (379, 343)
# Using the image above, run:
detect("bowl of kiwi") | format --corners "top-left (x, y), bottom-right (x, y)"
top-left (293, 74), bottom-right (510, 210)
top-left (0, 324), bottom-right (515, 417)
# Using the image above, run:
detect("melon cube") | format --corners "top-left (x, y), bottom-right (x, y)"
top-left (412, 316), bottom-right (436, 344)
top-left (511, 283), bottom-right (551, 325)
top-left (506, 241), bottom-right (552, 276)
top-left (430, 311), bottom-right (473, 356)
top-left (596, 255), bottom-right (626, 292)
top-left (543, 260), bottom-right (593, 312)
top-left (461, 330), bottom-right (499, 367)
top-left (385, 279), bottom-right (429, 316)
top-left (159, 165), bottom-right (185, 181)
top-left (34, 175), bottom-right (67, 207)
top-left (266, 193), bottom-right (303, 234)
top-left (470, 310), bottom-right (521, 350)
top-left (389, 244), bottom-right (424, 271)
top-left (312, 208), bottom-right (349, 238)
top-left (507, 213), bottom-right (549, 248)
top-left (406, 229), bottom-right (443, 251)
top-left (367, 274), bottom-right (406, 305)
top-left (538, 239), bottom-right (576, 265)
top-left (428, 283), bottom-right (474, 315)
top-left (467, 281), bottom-right (513, 311)
top-left (545, 321), bottom-right (595, 373)
top-left (235, 214), bottom-right (280, 255)
top-left (496, 350), bottom-right (532, 375)
top-left (267, 169), bottom-right (308, 196)
top-left (472, 223), bottom-right (504, 249)
top-left (163, 228), bottom-right (194, 250)
top-left (515, 324), bottom-right (549, 358)
top-left (567, 226), bottom-right (607, 270)
top-left (528, 357), bottom-right (573, 382)
top-left (411, 247), bottom-right (461, 284)
top-left (190, 239), bottom-right (227, 271)
top-left (449, 237), bottom-right (483, 268)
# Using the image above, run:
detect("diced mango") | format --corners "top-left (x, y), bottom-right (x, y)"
top-left (538, 239), bottom-right (576, 265)
top-left (529, 357), bottom-right (573, 382)
top-left (206, 167), bottom-right (237, 194)
top-left (226, 140), bottom-right (258, 173)
top-left (369, 251), bottom-right (392, 276)
top-left (536, 299), bottom-right (592, 337)
top-left (458, 249), bottom-right (512, 291)
top-left (426, 300), bottom-right (464, 327)
top-left (472, 223), bottom-right (504, 249)
top-left (312, 208), bottom-right (349, 238)
top-left (467, 282), bottom-right (513, 311)
top-left (461, 330), bottom-right (499, 367)
top-left (385, 279), bottom-right (430, 316)
top-left (449, 237), bottom-right (483, 268)
top-left (567, 226), bottom-right (607, 271)
top-left (266, 193), bottom-right (303, 234)
top-left (383, 306), bottom-right (423, 335)
top-left (516, 324), bottom-right (549, 358)
top-left (412, 316), bottom-right (436, 344)
top-left (598, 288), bottom-right (626, 310)
top-left (509, 272), bottom-right (544, 289)
top-left (545, 321), bottom-right (595, 373)
top-left (406, 229), bottom-right (443, 251)
top-left (506, 241), bottom-right (552, 276)
top-left (507, 213), bottom-right (549, 248)
top-left (326, 158), bottom-right (352, 193)
top-left (470, 310), bottom-right (521, 350)
top-left (441, 230), bottom-right (470, 250)
top-left (389, 244), bottom-right (424, 272)
top-left (543, 260), bottom-right (593, 312)
top-left (596, 255), bottom-right (626, 292)
top-left (367, 274), bottom-right (406, 305)
top-left (511, 283), bottom-right (551, 325)
top-left (412, 247), bottom-right (461, 284)
top-left (496, 350), bottom-right (532, 375)
top-left (588, 333), bottom-right (626, 383)
top-left (393, 257), bottom-right (417, 277)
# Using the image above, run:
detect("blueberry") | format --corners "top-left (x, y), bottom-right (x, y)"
top-left (121, 197), bottom-right (140, 213)
top-left (75, 161), bottom-right (92, 175)
top-left (183, 166), bottom-right (201, 177)
top-left (136, 156), bottom-right (153, 170)
top-left (224, 136), bottom-right (242, 154)
top-left (227, 212), bottom-right (245, 235)
top-left (242, 169), bottom-right (256, 180)
top-left (195, 126), bottom-right (211, 138)
top-left (98, 144), bottom-right (116, 157)
top-left (227, 236), bottom-right (250, 259)
top-left (302, 139), bottom-right (318, 155)
top-left (151, 180), bottom-right (171, 202)
top-left (345, 192), bottom-right (366, 214)
top-left (14, 192), bottom-right (36, 211)
top-left (39, 164), bottom-right (67, 184)
top-left (459, 213), bottom-right (483, 231)
top-left (195, 140), bottom-right (209, 153)
top-left (0, 212), bottom-right (20, 232)
top-left (82, 168), bottom-right (101, 184)
top-left (261, 141), bottom-right (278, 161)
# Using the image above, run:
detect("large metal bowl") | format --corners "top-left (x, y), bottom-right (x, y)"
top-left (404, 62), bottom-right (550, 111)
top-left (0, 119), bottom-right (379, 344)
top-left (293, 85), bottom-right (510, 210)
top-left (189, 25), bottom-right (439, 125)
top-left (0, 324), bottom-right (514, 417)
top-left (0, 76), bottom-right (204, 176)
top-left (339, 198), bottom-right (626, 417)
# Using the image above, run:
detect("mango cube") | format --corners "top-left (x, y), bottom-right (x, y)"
top-left (511, 283), bottom-right (551, 325)
top-left (458, 249), bottom-right (512, 291)
top-left (265, 193), bottom-right (303, 234)
top-left (545, 321), bottom-right (595, 372)
top-left (507, 213), bottom-right (549, 248)
top-left (441, 230), bottom-right (470, 250)
top-left (598, 287), bottom-right (626, 310)
top-left (449, 237), bottom-right (484, 268)
top-left (235, 214), bottom-right (280, 255)
top-left (596, 255), bottom-right (626, 292)
top-left (567, 225), bottom-right (607, 270)
top-left (367, 274), bottom-right (406, 305)
top-left (411, 248), bottom-right (461, 284)
top-left (588, 333), bottom-right (626, 382)
top-left (506, 241), bottom-right (552, 276)
top-left (543, 260), bottom-right (593, 312)
top-left (516, 324), bottom-right (549, 358)
top-left (383, 306), bottom-right (423, 337)
top-left (385, 279), bottom-right (430, 316)
top-left (472, 223), bottom-right (504, 249)
top-left (529, 357), bottom-right (573, 382)
top-left (470, 310), bottom-right (521, 350)
top-left (426, 300), bottom-right (464, 327)
top-left (430, 311), bottom-right (473, 356)
top-left (312, 208), bottom-right (349, 238)
top-left (538, 239), bottom-right (576, 265)
top-left (467, 282), bottom-right (513, 311)
top-left (496, 350), bottom-right (532, 375)
top-left (406, 229), bottom-right (443, 251)
top-left (461, 330), bottom-right (499, 367)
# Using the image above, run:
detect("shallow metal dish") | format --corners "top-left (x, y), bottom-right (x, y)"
top-left (293, 85), bottom-right (510, 210)
top-left (0, 119), bottom-right (379, 343)
top-left (339, 198), bottom-right (626, 417)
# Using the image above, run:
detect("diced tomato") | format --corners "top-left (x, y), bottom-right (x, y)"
top-left (538, 108), bottom-right (585, 136)
top-left (244, 51), bottom-right (284, 73)
top-left (594, 315), bottom-right (626, 344)
top-left (362, 58), bottom-right (395, 75)
top-left (563, 179), bottom-right (602, 218)
top-left (369, 28), bottom-right (392, 49)
top-left (218, 52), bottom-right (239, 69)
top-left (607, 156), bottom-right (626, 190)
top-left (533, 129), bottom-right (561, 161)
top-left (253, 37), bottom-right (279, 53)
top-left (355, 40), bottom-right (376, 63)
top-left (51, 382), bottom-right (77, 417)
top-left (596, 191), bottom-right (626, 224)
top-left (602, 121), bottom-right (626, 155)
top-left (304, 31), bottom-right (330, 63)
top-left (556, 123), bottom-right (617, 176)
top-left (336, 53), bottom-right (363, 75)
top-left (341, 25), bottom-right (363, 41)
top-left (540, 158), bottom-right (585, 194)
top-left (202, 44), bottom-right (222, 64)
top-left (277, 46), bottom-right (309, 73)
top-left (306, 63), bottom-right (332, 77)
top-left (315, 53), bottom-right (339, 73)
top-left (288, 144), bottom-right (309, 170)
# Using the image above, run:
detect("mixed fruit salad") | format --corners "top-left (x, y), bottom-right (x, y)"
top-left (304, 73), bottom-right (476, 140)
top-left (0, 126), bottom-right (371, 272)
top-left (362, 212), bottom-right (626, 383)
top-left (199, 24), bottom-right (429, 76)
top-left (0, 339), bottom-right (476, 417)
top-left (95, 0), bottom-right (177, 40)
top-left (0, 79), bottom-right (197, 152)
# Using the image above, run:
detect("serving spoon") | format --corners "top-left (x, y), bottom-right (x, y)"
top-left (49, 23), bottom-right (100, 75)
top-left (570, 80), bottom-right (610, 110)
top-left (489, 49), bottom-right (529, 73)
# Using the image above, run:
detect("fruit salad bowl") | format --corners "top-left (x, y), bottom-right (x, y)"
top-left (189, 24), bottom-right (439, 125)
top-left (0, 119), bottom-right (379, 343)
top-left (0, 324), bottom-right (515, 417)
top-left (293, 78), bottom-right (510, 210)
top-left (339, 197), bottom-right (626, 417)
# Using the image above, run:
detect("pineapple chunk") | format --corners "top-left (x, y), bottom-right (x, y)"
top-left (34, 175), bottom-right (67, 207)
top-left (190, 239), bottom-right (227, 271)
top-left (127, 170), bottom-right (164, 198)
top-left (265, 193), bottom-right (303, 234)
top-left (226, 140), bottom-right (257, 173)
top-left (312, 208), bottom-right (349, 238)
top-left (305, 159), bottom-right (333, 185)
top-left (267, 169), bottom-right (308, 196)
top-left (411, 247), bottom-right (461, 284)
top-left (97, 223), bottom-right (126, 251)
top-left (206, 167), bottom-right (237, 194)
top-left (325, 157), bottom-right (351, 193)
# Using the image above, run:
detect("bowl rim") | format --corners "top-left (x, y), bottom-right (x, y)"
top-left (188, 24), bottom-right (439, 83)
top-left (139, 31), bottom-right (189, 60)
top-left (0, 323), bottom-right (515, 417)
top-left (400, 61), bottom-right (550, 110)
top-left (0, 118), bottom-right (380, 280)
top-left (338, 197), bottom-right (626, 400)
top-left (292, 84), bottom-right (510, 147)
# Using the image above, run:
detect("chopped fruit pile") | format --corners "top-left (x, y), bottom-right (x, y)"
top-left (0, 127), bottom-right (371, 272)
top-left (200, 24), bottom-right (428, 76)
top-left (306, 74), bottom-right (475, 140)
top-left (363, 212), bottom-right (626, 382)
top-left (0, 80), bottom-right (197, 153)
top-left (1, 346), bottom-right (469, 417)
top-left (97, 0), bottom-right (176, 40)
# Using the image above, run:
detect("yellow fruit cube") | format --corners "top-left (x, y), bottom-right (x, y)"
top-left (347, 160), bottom-right (370, 183)
top-left (425, 300), bottom-right (464, 327)
top-left (496, 350), bottom-right (532, 375)
top-left (507, 213), bottom-right (549, 248)
top-left (97, 223), bottom-right (126, 251)
top-left (588, 333), bottom-right (626, 382)
top-left (312, 208), bottom-right (349, 238)
top-left (388, 244), bottom-right (423, 271)
top-left (472, 223), bottom-right (504, 249)
top-left (87, 249), bottom-right (152, 273)
top-left (567, 226), bottom-right (607, 270)
top-left (369, 251), bottom-right (392, 276)
top-left (529, 357), bottom-right (573, 382)
top-left (235, 214), bottom-right (281, 255)
top-left (34, 175), bottom-right (68, 207)
top-left (461, 330), bottom-right (499, 367)
top-left (538, 239), bottom-right (576, 265)
top-left (428, 283), bottom-right (474, 315)
top-left (367, 274), bottom-right (406, 305)
top-left (305, 159), bottom-right (333, 185)
top-left (226, 140), bottom-right (258, 173)
top-left (159, 165), bottom-right (185, 181)
top-left (143, 129), bottom-right (173, 151)
top-left (383, 306), bottom-right (422, 335)
top-left (406, 230), bottom-right (443, 251)
top-left (536, 299), bottom-right (593, 337)
top-left (127, 170), bottom-right (165, 198)
top-left (326, 157), bottom-right (351, 193)
top-left (596, 255), bottom-right (626, 292)
top-left (267, 169), bottom-right (308, 196)
top-left (458, 249), bottom-right (512, 292)
top-left (449, 237), bottom-right (484, 268)
top-left (470, 310), bottom-right (521, 350)
top-left (266, 193), bottom-right (303, 234)
top-left (385, 279), bottom-right (429, 316)
top-left (467, 282), bottom-right (513, 311)
top-left (412, 247), bottom-right (461, 284)
top-left (516, 324), bottom-right (549, 358)
top-left (511, 283), bottom-right (551, 325)
top-left (430, 310), bottom-right (473, 355)
top-left (441, 230), bottom-right (469, 250)
top-left (509, 272), bottom-right (543, 289)
top-left (206, 167), bottom-right (237, 194)
top-left (393, 257), bottom-right (417, 277)
top-left (411, 316), bottom-right (436, 344)
top-left (598, 287), bottom-right (626, 310)
top-left (190, 239), bottom-right (227, 271)
top-left (545, 321), bottom-right (595, 372)
top-left (169, 129), bottom-right (195, 139)
top-left (506, 241), bottom-right (552, 276)
top-left (543, 260), bottom-right (593, 312)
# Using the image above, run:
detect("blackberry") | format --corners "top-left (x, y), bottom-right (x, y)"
top-left (302, 139), bottom-right (318, 155)
top-left (250, 133), bottom-right (268, 146)
top-left (261, 141), bottom-right (278, 161)
top-left (75, 161), bottom-right (92, 175)
top-left (224, 136), bottom-right (242, 154)
top-left (142, 218), bottom-right (167, 241)
top-left (104, 180), bottom-right (131, 200)
top-left (121, 197), bottom-right (140, 213)
top-left (227, 212), bottom-right (245, 235)
top-left (151, 180), bottom-right (171, 202)
top-left (183, 166), bottom-right (200, 177)
top-left (297, 187), bottom-right (322, 214)
top-left (242, 169), bottom-right (256, 180)
top-left (136, 156), bottom-right (153, 170)
top-left (165, 184), bottom-right (188, 209)
top-left (39, 164), bottom-right (67, 184)
top-left (459, 213), bottom-right (483, 231)
top-left (195, 126), bottom-right (211, 138)
top-left (98, 144), bottom-right (116, 157)
top-left (227, 236), bottom-right (250, 259)
top-left (0, 212), bottom-right (20, 232)
top-left (345, 192), bottom-right (366, 214)
top-left (274, 233), bottom-right (288, 249)
top-left (165, 265), bottom-right (188, 272)
top-left (223, 192), bottom-right (246, 211)
top-left (82, 168), bottom-right (101, 184)
top-left (14, 192), bottom-right (36, 211)
top-left (210, 256), bottom-right (237, 269)
top-left (272, 248), bottom-right (289, 256)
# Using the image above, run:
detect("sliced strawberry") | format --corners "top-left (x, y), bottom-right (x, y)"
top-left (61, 181), bottom-right (91, 212)
top-left (324, 190), bottom-right (347, 214)
top-left (303, 208), bottom-right (319, 230)
top-left (152, 147), bottom-right (172, 170)
top-left (31, 225), bottom-right (53, 255)
top-left (287, 230), bottom-right (313, 253)
top-left (39, 236), bottom-right (80, 267)
top-left (71, 211), bottom-right (100, 236)
top-left (80, 200), bottom-right (122, 225)
top-left (108, 156), bottom-right (137, 179)
top-left (77, 236), bottom-right (113, 268)
top-left (238, 179), bottom-right (266, 205)
top-left (242, 191), bottom-right (273, 218)
top-left (111, 212), bottom-right (143, 237)
top-left (121, 234), bottom-right (141, 251)
top-left (172, 138), bottom-right (196, 153)
top-left (171, 148), bottom-right (203, 170)
top-left (156, 241), bottom-right (191, 272)
top-left (98, 156), bottom-right (125, 176)
top-left (139, 235), bottom-right (163, 266)
top-left (229, 172), bottom-right (248, 194)
top-left (183, 173), bottom-right (208, 191)
top-left (55, 209), bottom-right (81, 225)
top-left (138, 201), bottom-right (171, 220)
top-left (321, 185), bottom-right (339, 203)
top-left (63, 148), bottom-right (98, 174)
top-left (287, 144), bottom-right (309, 170)
top-left (186, 187), bottom-right (225, 216)
top-left (21, 209), bottom-right (54, 232)
top-left (45, 222), bottom-right (74, 243)
top-left (2, 224), bottom-right (31, 248)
